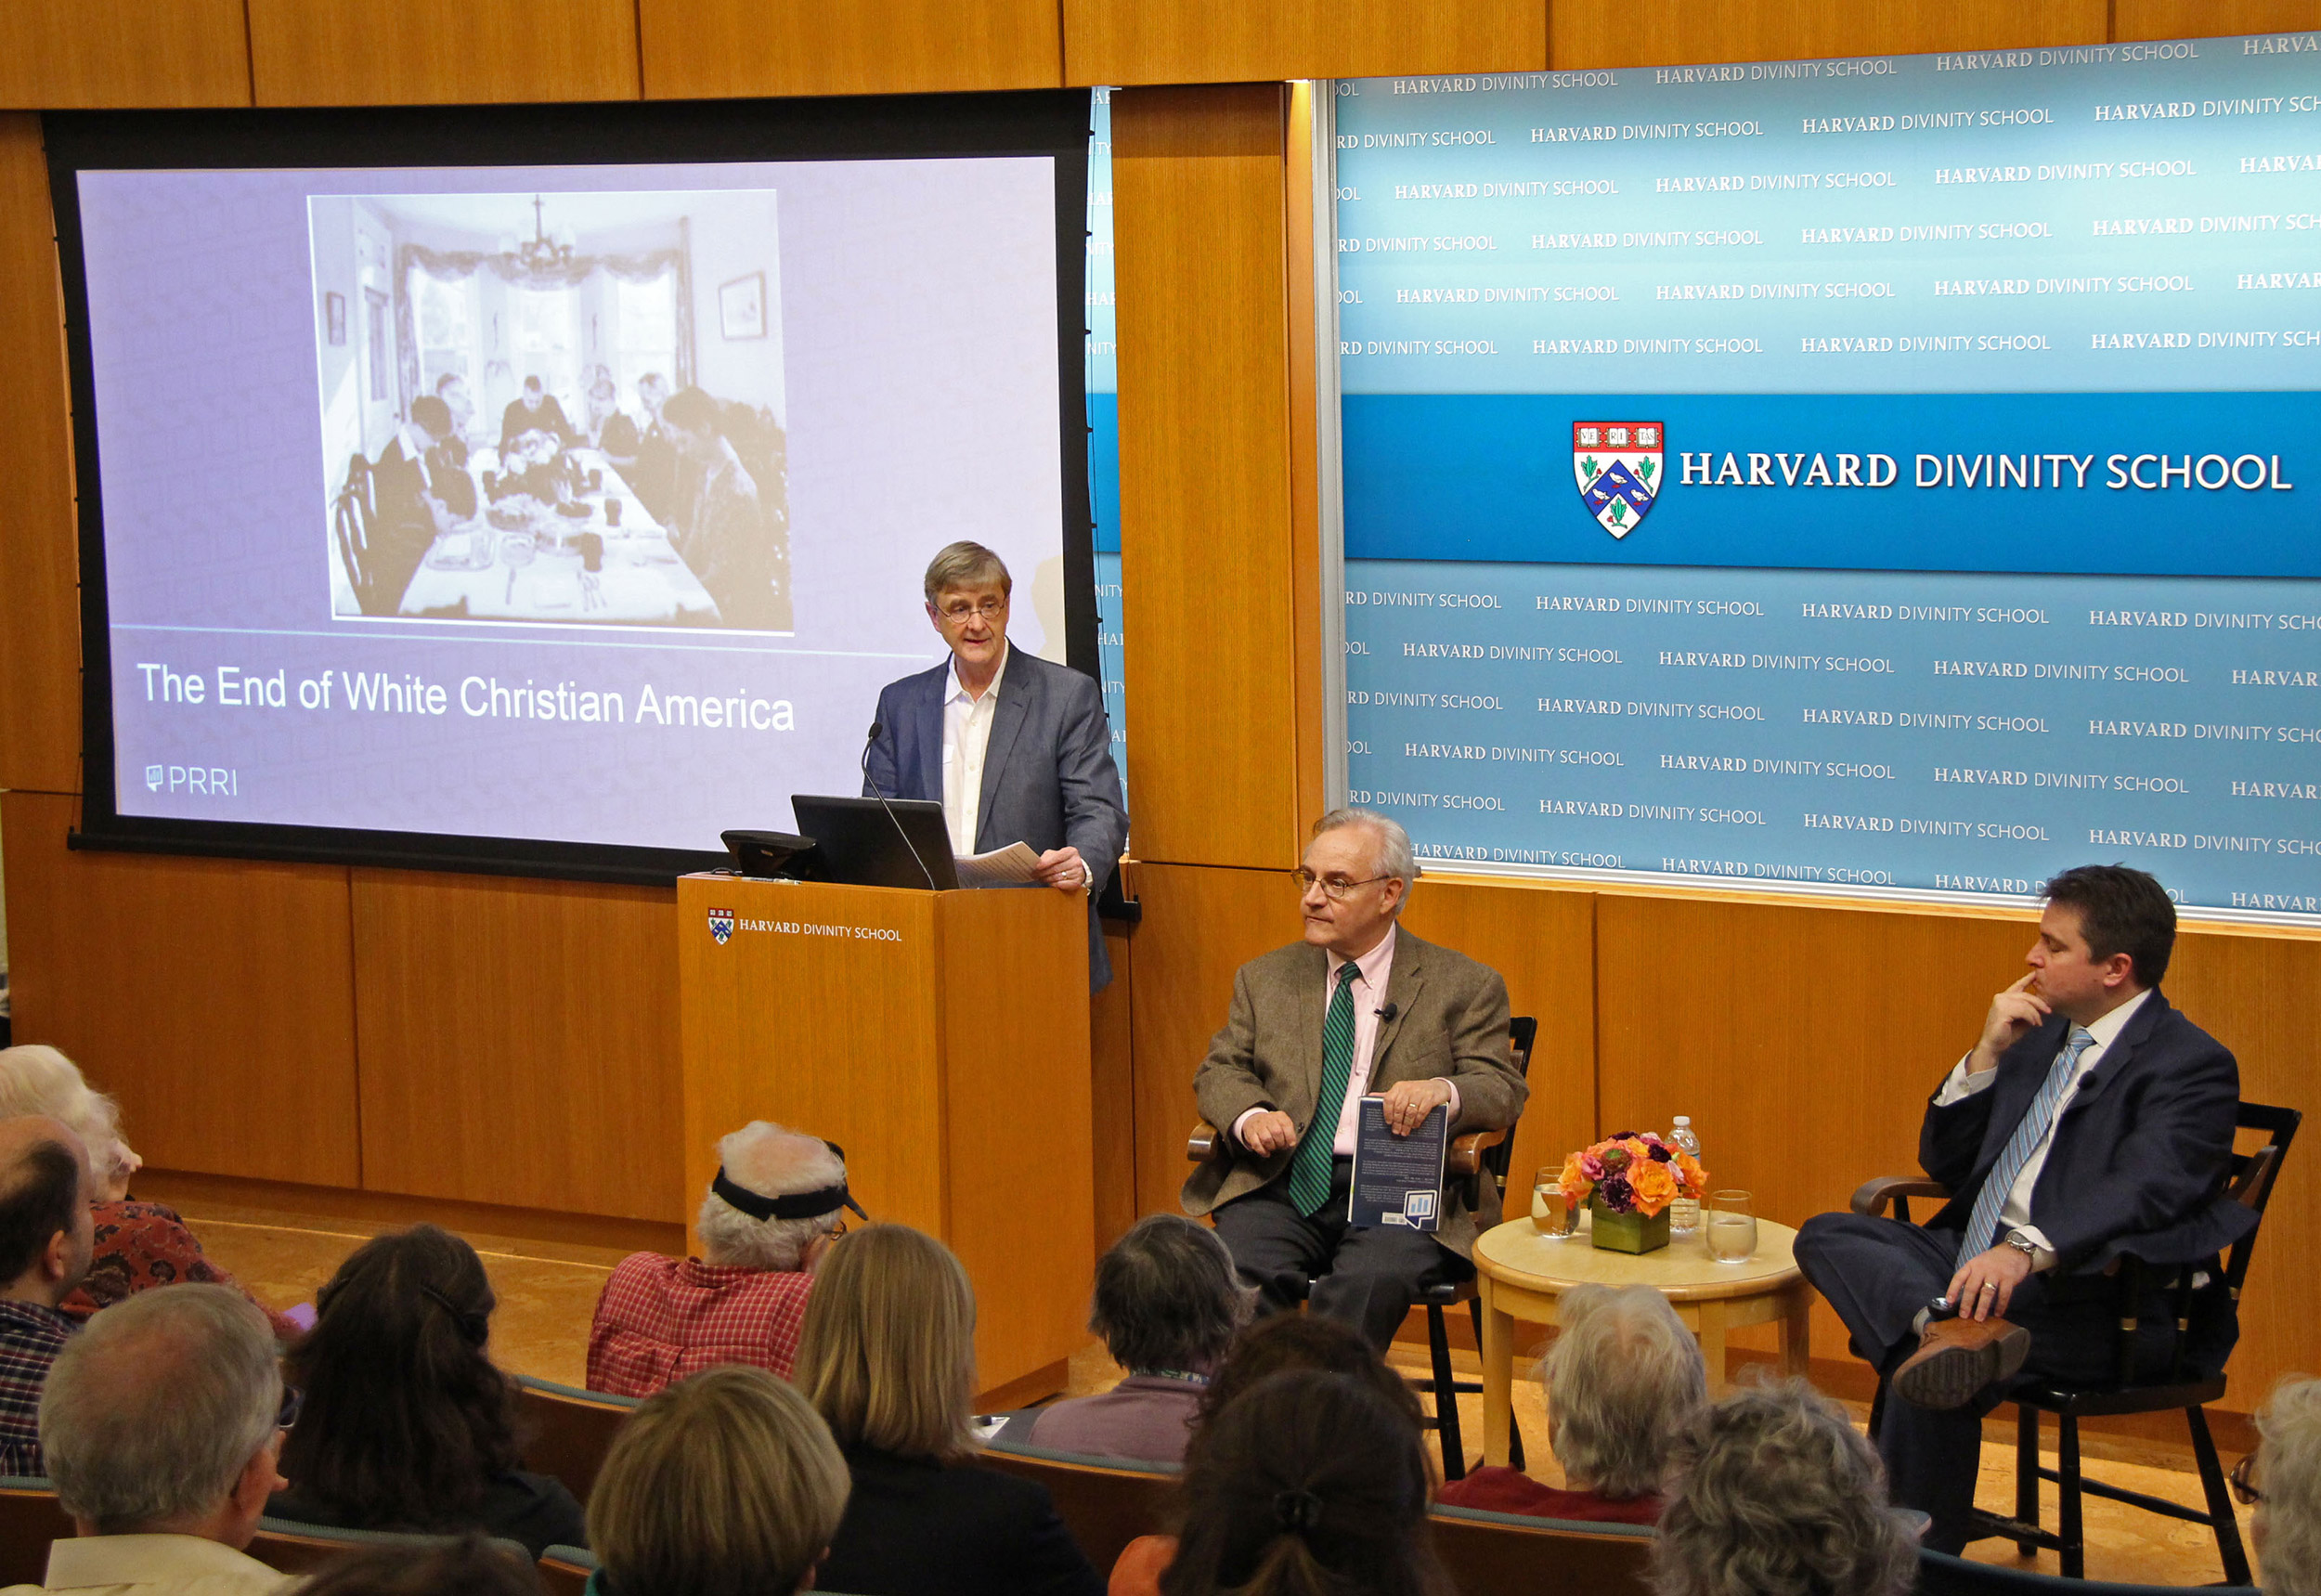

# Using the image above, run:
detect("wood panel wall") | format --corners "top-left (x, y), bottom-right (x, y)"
top-left (1068, 0), bottom-right (1543, 86)
top-left (640, 0), bottom-right (1065, 98)
top-left (244, 0), bottom-right (642, 107)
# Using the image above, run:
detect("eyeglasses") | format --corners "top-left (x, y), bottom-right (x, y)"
top-left (277, 1384), bottom-right (305, 1432)
top-left (937, 598), bottom-right (1006, 623)
top-left (1293, 868), bottom-right (1394, 901)
top-left (2230, 1452), bottom-right (2263, 1506)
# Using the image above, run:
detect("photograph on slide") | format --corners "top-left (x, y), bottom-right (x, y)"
top-left (308, 188), bottom-right (793, 634)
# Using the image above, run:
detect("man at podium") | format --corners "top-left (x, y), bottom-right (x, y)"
top-left (863, 541), bottom-right (1128, 987)
top-left (1183, 810), bottom-right (1528, 1349)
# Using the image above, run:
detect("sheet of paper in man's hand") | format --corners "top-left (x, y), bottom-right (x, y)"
top-left (953, 841), bottom-right (1044, 887)
top-left (1348, 1098), bottom-right (1447, 1231)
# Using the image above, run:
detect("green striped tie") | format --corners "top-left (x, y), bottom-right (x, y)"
top-left (1288, 963), bottom-right (1362, 1218)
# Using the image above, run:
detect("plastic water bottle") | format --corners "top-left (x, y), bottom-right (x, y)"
top-left (1667, 1117), bottom-right (1702, 1233)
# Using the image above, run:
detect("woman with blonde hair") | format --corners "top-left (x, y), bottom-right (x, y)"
top-left (795, 1224), bottom-right (1102, 1596)
top-left (0, 1044), bottom-right (296, 1335)
top-left (585, 1365), bottom-right (850, 1596)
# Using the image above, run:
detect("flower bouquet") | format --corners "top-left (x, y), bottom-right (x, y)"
top-left (1556, 1133), bottom-right (1710, 1254)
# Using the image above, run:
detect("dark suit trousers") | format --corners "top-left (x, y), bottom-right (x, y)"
top-left (1211, 1157), bottom-right (1469, 1351)
top-left (1794, 1213), bottom-right (2181, 1553)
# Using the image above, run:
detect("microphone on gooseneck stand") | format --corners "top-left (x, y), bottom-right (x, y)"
top-left (862, 721), bottom-right (940, 892)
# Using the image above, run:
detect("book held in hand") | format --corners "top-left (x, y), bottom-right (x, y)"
top-left (1348, 1097), bottom-right (1447, 1231)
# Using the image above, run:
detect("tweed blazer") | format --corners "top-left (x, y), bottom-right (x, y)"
top-left (1180, 928), bottom-right (1526, 1258)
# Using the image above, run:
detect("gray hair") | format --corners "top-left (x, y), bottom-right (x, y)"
top-left (0, 1045), bottom-right (127, 1183)
top-left (1089, 1214), bottom-right (1250, 1374)
top-left (1312, 809), bottom-right (1419, 902)
top-left (1541, 1284), bottom-right (1707, 1498)
top-left (2260, 1374), bottom-right (2321, 1596)
top-left (40, 1284), bottom-right (281, 1534)
top-left (922, 540), bottom-right (1012, 603)
top-left (1653, 1381), bottom-right (1914, 1596)
top-left (696, 1122), bottom-right (846, 1272)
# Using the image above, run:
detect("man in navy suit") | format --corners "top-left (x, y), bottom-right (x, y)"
top-left (863, 541), bottom-right (1128, 988)
top-left (1796, 864), bottom-right (2250, 1551)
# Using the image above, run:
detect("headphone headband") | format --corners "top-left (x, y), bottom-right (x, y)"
top-left (713, 1140), bottom-right (865, 1224)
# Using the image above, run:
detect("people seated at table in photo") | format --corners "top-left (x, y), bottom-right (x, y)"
top-left (0, 1045), bottom-right (299, 1341)
top-left (359, 395), bottom-right (463, 616)
top-left (587, 1122), bottom-right (856, 1398)
top-left (581, 366), bottom-right (621, 449)
top-left (1108, 1312), bottom-right (1424, 1596)
top-left (795, 1224), bottom-right (1103, 1596)
top-left (488, 427), bottom-right (578, 508)
top-left (429, 373), bottom-right (478, 518)
top-left (269, 1224), bottom-right (586, 1557)
top-left (601, 372), bottom-right (677, 522)
top-left (1160, 1369), bottom-right (1452, 1596)
top-left (2256, 1374), bottom-right (2321, 1596)
top-left (499, 374), bottom-right (576, 452)
top-left (1186, 808), bottom-right (1527, 1351)
top-left (0, 1118), bottom-right (94, 1477)
top-left (1025, 1214), bottom-right (1248, 1463)
top-left (1436, 1282), bottom-right (1705, 1524)
top-left (11, 1287), bottom-right (294, 1596)
top-left (586, 1365), bottom-right (851, 1596)
top-left (294, 1534), bottom-right (538, 1596)
top-left (659, 384), bottom-right (780, 630)
top-left (1652, 1381), bottom-right (1915, 1596)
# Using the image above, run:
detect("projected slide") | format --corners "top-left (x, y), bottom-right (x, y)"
top-left (74, 150), bottom-right (1071, 861)
top-left (1334, 32), bottom-right (2321, 922)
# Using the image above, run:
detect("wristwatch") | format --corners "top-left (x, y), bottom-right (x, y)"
top-left (2003, 1230), bottom-right (2040, 1259)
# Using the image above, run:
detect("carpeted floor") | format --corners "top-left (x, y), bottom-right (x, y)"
top-left (171, 1194), bottom-right (2258, 1587)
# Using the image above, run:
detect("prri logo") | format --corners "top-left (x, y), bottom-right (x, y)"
top-left (1573, 422), bottom-right (1664, 538)
top-left (707, 906), bottom-right (735, 946)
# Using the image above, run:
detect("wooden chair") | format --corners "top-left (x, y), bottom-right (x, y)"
top-left (0, 1476), bottom-right (72, 1587)
top-left (1853, 1100), bottom-right (2299, 1584)
top-left (514, 1372), bottom-right (642, 1506)
top-left (247, 1518), bottom-right (530, 1575)
top-left (1915, 1545), bottom-right (2224, 1596)
top-left (1426, 1500), bottom-right (1654, 1596)
top-left (540, 1544), bottom-right (597, 1596)
top-left (333, 452), bottom-right (378, 613)
top-left (978, 1439), bottom-right (1180, 1574)
top-left (1187, 1015), bottom-right (1537, 1480)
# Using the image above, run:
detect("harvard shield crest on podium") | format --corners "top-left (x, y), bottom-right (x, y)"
top-left (707, 906), bottom-right (735, 945)
top-left (1573, 422), bottom-right (1664, 538)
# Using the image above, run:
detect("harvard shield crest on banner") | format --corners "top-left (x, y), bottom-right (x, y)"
top-left (1573, 422), bottom-right (1665, 538)
top-left (707, 906), bottom-right (735, 945)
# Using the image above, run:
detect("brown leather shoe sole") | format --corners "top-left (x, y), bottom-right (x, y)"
top-left (1892, 1318), bottom-right (2031, 1411)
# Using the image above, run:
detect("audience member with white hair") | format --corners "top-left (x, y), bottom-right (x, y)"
top-left (2256, 1374), bottom-right (2321, 1596)
top-left (0, 1116), bottom-right (94, 1477)
top-left (587, 1122), bottom-right (861, 1396)
top-left (5, 1285), bottom-right (293, 1595)
top-left (0, 1045), bottom-right (297, 1338)
top-left (1438, 1282), bottom-right (1706, 1523)
top-left (1653, 1381), bottom-right (1915, 1596)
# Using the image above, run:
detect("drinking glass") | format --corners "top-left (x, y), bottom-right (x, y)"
top-left (1705, 1190), bottom-right (1757, 1263)
top-left (1531, 1167), bottom-right (1577, 1239)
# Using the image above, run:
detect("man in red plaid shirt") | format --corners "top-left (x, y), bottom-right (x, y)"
top-left (0, 1117), bottom-right (96, 1477)
top-left (587, 1122), bottom-right (859, 1397)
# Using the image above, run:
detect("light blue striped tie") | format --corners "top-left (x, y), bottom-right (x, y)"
top-left (1964, 1024), bottom-right (2096, 1257)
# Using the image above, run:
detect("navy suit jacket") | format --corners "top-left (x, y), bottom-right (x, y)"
top-left (1919, 988), bottom-right (2252, 1279)
top-left (864, 643), bottom-right (1128, 988)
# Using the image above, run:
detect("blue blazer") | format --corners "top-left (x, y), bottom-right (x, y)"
top-left (865, 644), bottom-right (1128, 988)
top-left (1918, 988), bottom-right (2253, 1278)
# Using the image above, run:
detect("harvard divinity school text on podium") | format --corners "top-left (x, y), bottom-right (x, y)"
top-left (676, 873), bottom-right (1095, 1403)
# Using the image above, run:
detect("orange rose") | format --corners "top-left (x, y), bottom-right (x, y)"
top-left (1558, 1152), bottom-right (1593, 1203)
top-left (1629, 1159), bottom-right (1679, 1216)
top-left (1675, 1151), bottom-right (1708, 1190)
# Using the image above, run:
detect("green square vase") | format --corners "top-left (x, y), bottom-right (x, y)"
top-left (1588, 1200), bottom-right (1671, 1254)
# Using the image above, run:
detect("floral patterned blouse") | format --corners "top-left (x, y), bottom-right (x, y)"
top-left (60, 1200), bottom-right (304, 1341)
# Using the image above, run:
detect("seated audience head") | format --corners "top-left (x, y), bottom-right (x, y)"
top-left (1300, 809), bottom-right (1418, 958)
top-left (39, 1283), bottom-right (285, 1545)
top-left (0, 1044), bottom-right (138, 1200)
top-left (282, 1222), bottom-right (522, 1530)
top-left (0, 1115), bottom-right (95, 1304)
top-left (2034, 863), bottom-right (2176, 1018)
top-left (795, 1224), bottom-right (977, 1462)
top-left (1196, 1306), bottom-right (1423, 1434)
top-left (660, 386), bottom-right (725, 457)
top-left (1091, 1214), bottom-right (1246, 1378)
top-left (1653, 1381), bottom-right (1914, 1596)
top-left (2257, 1374), bottom-right (2321, 1596)
top-left (1165, 1369), bottom-right (1446, 1596)
top-left (588, 1365), bottom-right (851, 1596)
top-left (298, 1533), bottom-right (538, 1596)
top-left (697, 1122), bottom-right (855, 1272)
top-left (1540, 1282), bottom-right (1708, 1499)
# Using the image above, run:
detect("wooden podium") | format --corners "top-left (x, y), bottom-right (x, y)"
top-left (676, 873), bottom-right (1095, 1405)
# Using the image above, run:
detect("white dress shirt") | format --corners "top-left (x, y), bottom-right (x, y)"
top-left (1936, 987), bottom-right (2152, 1270)
top-left (1232, 924), bottom-right (1460, 1154)
top-left (940, 641), bottom-right (1009, 856)
top-left (4, 1533), bottom-right (298, 1596)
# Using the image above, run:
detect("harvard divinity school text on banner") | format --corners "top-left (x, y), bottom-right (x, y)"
top-left (1333, 32), bottom-right (2321, 922)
